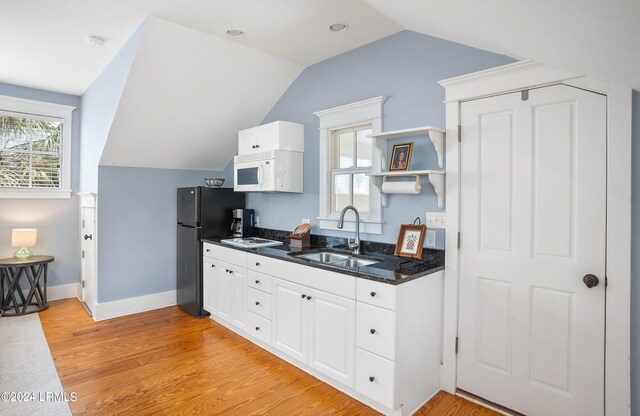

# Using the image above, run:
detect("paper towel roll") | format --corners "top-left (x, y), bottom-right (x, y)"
top-left (381, 180), bottom-right (421, 194)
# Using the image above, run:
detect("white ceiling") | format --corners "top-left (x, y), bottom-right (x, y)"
top-left (1, 0), bottom-right (638, 96)
top-left (99, 16), bottom-right (303, 171)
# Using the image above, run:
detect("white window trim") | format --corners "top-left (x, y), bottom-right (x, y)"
top-left (0, 95), bottom-right (75, 199)
top-left (314, 96), bottom-right (386, 234)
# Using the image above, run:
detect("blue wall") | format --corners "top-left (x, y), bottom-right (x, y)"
top-left (631, 90), bottom-right (639, 416)
top-left (246, 31), bottom-right (515, 248)
top-left (0, 83), bottom-right (81, 287)
top-left (96, 166), bottom-right (224, 302)
top-left (79, 23), bottom-right (142, 192)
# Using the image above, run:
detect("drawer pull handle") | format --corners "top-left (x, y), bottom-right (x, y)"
top-left (370, 329), bottom-right (376, 334)
top-left (369, 377), bottom-right (375, 382)
top-left (306, 296), bottom-right (312, 300)
top-left (255, 262), bottom-right (261, 266)
top-left (255, 301), bottom-right (260, 306)
top-left (370, 291), bottom-right (376, 297)
top-left (255, 326), bottom-right (260, 331)
top-left (255, 280), bottom-right (260, 284)
top-left (301, 294), bottom-right (306, 298)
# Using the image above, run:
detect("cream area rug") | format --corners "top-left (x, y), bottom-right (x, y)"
top-left (0, 313), bottom-right (72, 415)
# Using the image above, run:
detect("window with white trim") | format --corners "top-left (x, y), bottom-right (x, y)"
top-left (0, 96), bottom-right (74, 199)
top-left (314, 96), bottom-right (385, 234)
top-left (330, 124), bottom-right (373, 216)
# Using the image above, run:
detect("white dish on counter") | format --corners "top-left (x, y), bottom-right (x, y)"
top-left (220, 238), bottom-right (283, 249)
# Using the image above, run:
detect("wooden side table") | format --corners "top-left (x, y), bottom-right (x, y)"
top-left (0, 256), bottom-right (54, 316)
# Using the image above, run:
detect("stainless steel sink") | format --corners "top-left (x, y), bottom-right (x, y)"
top-left (295, 252), bottom-right (349, 263)
top-left (331, 258), bottom-right (379, 268)
top-left (293, 251), bottom-right (379, 268)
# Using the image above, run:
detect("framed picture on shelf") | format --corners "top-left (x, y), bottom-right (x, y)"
top-left (394, 224), bottom-right (427, 259)
top-left (389, 143), bottom-right (413, 171)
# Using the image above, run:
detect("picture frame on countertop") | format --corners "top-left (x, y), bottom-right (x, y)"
top-left (394, 224), bottom-right (427, 259)
top-left (389, 142), bottom-right (413, 171)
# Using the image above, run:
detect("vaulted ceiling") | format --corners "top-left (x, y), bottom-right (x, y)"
top-left (2, 0), bottom-right (639, 96)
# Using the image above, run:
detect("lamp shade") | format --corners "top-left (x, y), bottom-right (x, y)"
top-left (11, 229), bottom-right (37, 248)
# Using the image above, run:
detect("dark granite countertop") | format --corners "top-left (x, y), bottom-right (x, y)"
top-left (202, 228), bottom-right (444, 285)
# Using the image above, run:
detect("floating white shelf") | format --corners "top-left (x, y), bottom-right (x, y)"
top-left (370, 170), bottom-right (445, 208)
top-left (369, 126), bottom-right (445, 169)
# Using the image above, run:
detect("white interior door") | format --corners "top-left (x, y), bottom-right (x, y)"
top-left (457, 84), bottom-right (606, 416)
top-left (80, 205), bottom-right (96, 315)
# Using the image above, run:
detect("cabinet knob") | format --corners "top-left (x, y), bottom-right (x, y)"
top-left (252, 145), bottom-right (256, 149)
top-left (255, 262), bottom-right (261, 267)
top-left (255, 327), bottom-right (260, 331)
top-left (206, 249), bottom-right (210, 253)
top-left (256, 144), bottom-right (260, 148)
top-left (255, 280), bottom-right (260, 284)
top-left (369, 377), bottom-right (375, 382)
top-left (370, 329), bottom-right (376, 334)
top-left (370, 292), bottom-right (376, 297)
top-left (306, 296), bottom-right (312, 300)
top-left (211, 264), bottom-right (215, 268)
top-left (301, 294), bottom-right (306, 298)
top-left (255, 301), bottom-right (260, 306)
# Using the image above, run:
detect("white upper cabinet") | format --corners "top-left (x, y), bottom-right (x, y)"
top-left (238, 121), bottom-right (304, 155)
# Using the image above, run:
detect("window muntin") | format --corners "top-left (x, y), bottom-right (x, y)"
top-left (0, 111), bottom-right (64, 190)
top-left (330, 125), bottom-right (372, 216)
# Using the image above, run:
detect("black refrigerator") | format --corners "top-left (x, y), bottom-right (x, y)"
top-left (177, 187), bottom-right (245, 317)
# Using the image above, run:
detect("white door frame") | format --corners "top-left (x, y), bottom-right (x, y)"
top-left (438, 60), bottom-right (632, 416)
top-left (78, 192), bottom-right (98, 317)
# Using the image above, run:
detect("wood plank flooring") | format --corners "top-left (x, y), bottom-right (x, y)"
top-left (39, 299), bottom-right (500, 415)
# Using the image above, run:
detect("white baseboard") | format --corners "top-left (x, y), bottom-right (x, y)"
top-left (48, 283), bottom-right (79, 301)
top-left (92, 290), bottom-right (176, 321)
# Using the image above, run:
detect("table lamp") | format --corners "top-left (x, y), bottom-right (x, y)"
top-left (11, 228), bottom-right (37, 259)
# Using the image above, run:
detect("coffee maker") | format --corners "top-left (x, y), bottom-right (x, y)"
top-left (231, 209), bottom-right (255, 238)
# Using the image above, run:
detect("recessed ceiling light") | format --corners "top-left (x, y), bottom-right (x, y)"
top-left (329, 23), bottom-right (348, 33)
top-left (86, 36), bottom-right (105, 46)
top-left (226, 29), bottom-right (245, 38)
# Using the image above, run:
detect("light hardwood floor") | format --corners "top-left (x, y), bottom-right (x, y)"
top-left (39, 299), bottom-right (500, 415)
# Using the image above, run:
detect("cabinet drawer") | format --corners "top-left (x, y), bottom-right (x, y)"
top-left (356, 303), bottom-right (396, 361)
top-left (271, 258), bottom-right (356, 299)
top-left (247, 253), bottom-right (272, 274)
top-left (247, 312), bottom-right (272, 345)
top-left (356, 279), bottom-right (396, 311)
top-left (247, 270), bottom-right (272, 294)
top-left (355, 348), bottom-right (395, 408)
top-left (206, 243), bottom-right (247, 268)
top-left (247, 287), bottom-right (272, 319)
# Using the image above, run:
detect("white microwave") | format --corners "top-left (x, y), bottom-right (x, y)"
top-left (234, 150), bottom-right (303, 193)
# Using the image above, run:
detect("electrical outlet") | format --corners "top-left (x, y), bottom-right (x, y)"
top-left (302, 218), bottom-right (310, 224)
top-left (425, 230), bottom-right (436, 247)
top-left (255, 216), bottom-right (260, 227)
top-left (426, 212), bottom-right (446, 229)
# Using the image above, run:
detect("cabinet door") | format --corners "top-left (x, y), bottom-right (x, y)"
top-left (307, 287), bottom-right (356, 388)
top-left (216, 263), bottom-right (232, 323)
top-left (238, 128), bottom-right (259, 155)
top-left (272, 278), bottom-right (308, 363)
top-left (257, 121), bottom-right (279, 152)
top-left (230, 266), bottom-right (247, 332)
top-left (202, 259), bottom-right (217, 313)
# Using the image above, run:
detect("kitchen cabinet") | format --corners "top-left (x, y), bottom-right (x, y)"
top-left (202, 259), bottom-right (216, 314)
top-left (202, 242), bottom-right (443, 416)
top-left (238, 120), bottom-right (304, 155)
top-left (272, 277), bottom-right (356, 388)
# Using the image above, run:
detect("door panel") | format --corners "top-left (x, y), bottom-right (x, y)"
top-left (215, 261), bottom-right (232, 322)
top-left (307, 287), bottom-right (356, 387)
top-left (230, 266), bottom-right (247, 331)
top-left (458, 85), bottom-right (606, 416)
top-left (272, 278), bottom-right (308, 363)
top-left (80, 206), bottom-right (96, 315)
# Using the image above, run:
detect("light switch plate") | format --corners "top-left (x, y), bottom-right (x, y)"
top-left (425, 230), bottom-right (436, 247)
top-left (426, 212), bottom-right (446, 229)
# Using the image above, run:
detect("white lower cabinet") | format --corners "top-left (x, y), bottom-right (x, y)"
top-left (306, 286), bottom-right (355, 388)
top-left (203, 245), bottom-right (443, 416)
top-left (205, 258), bottom-right (247, 332)
top-left (355, 348), bottom-right (396, 409)
top-left (272, 278), bottom-right (308, 363)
